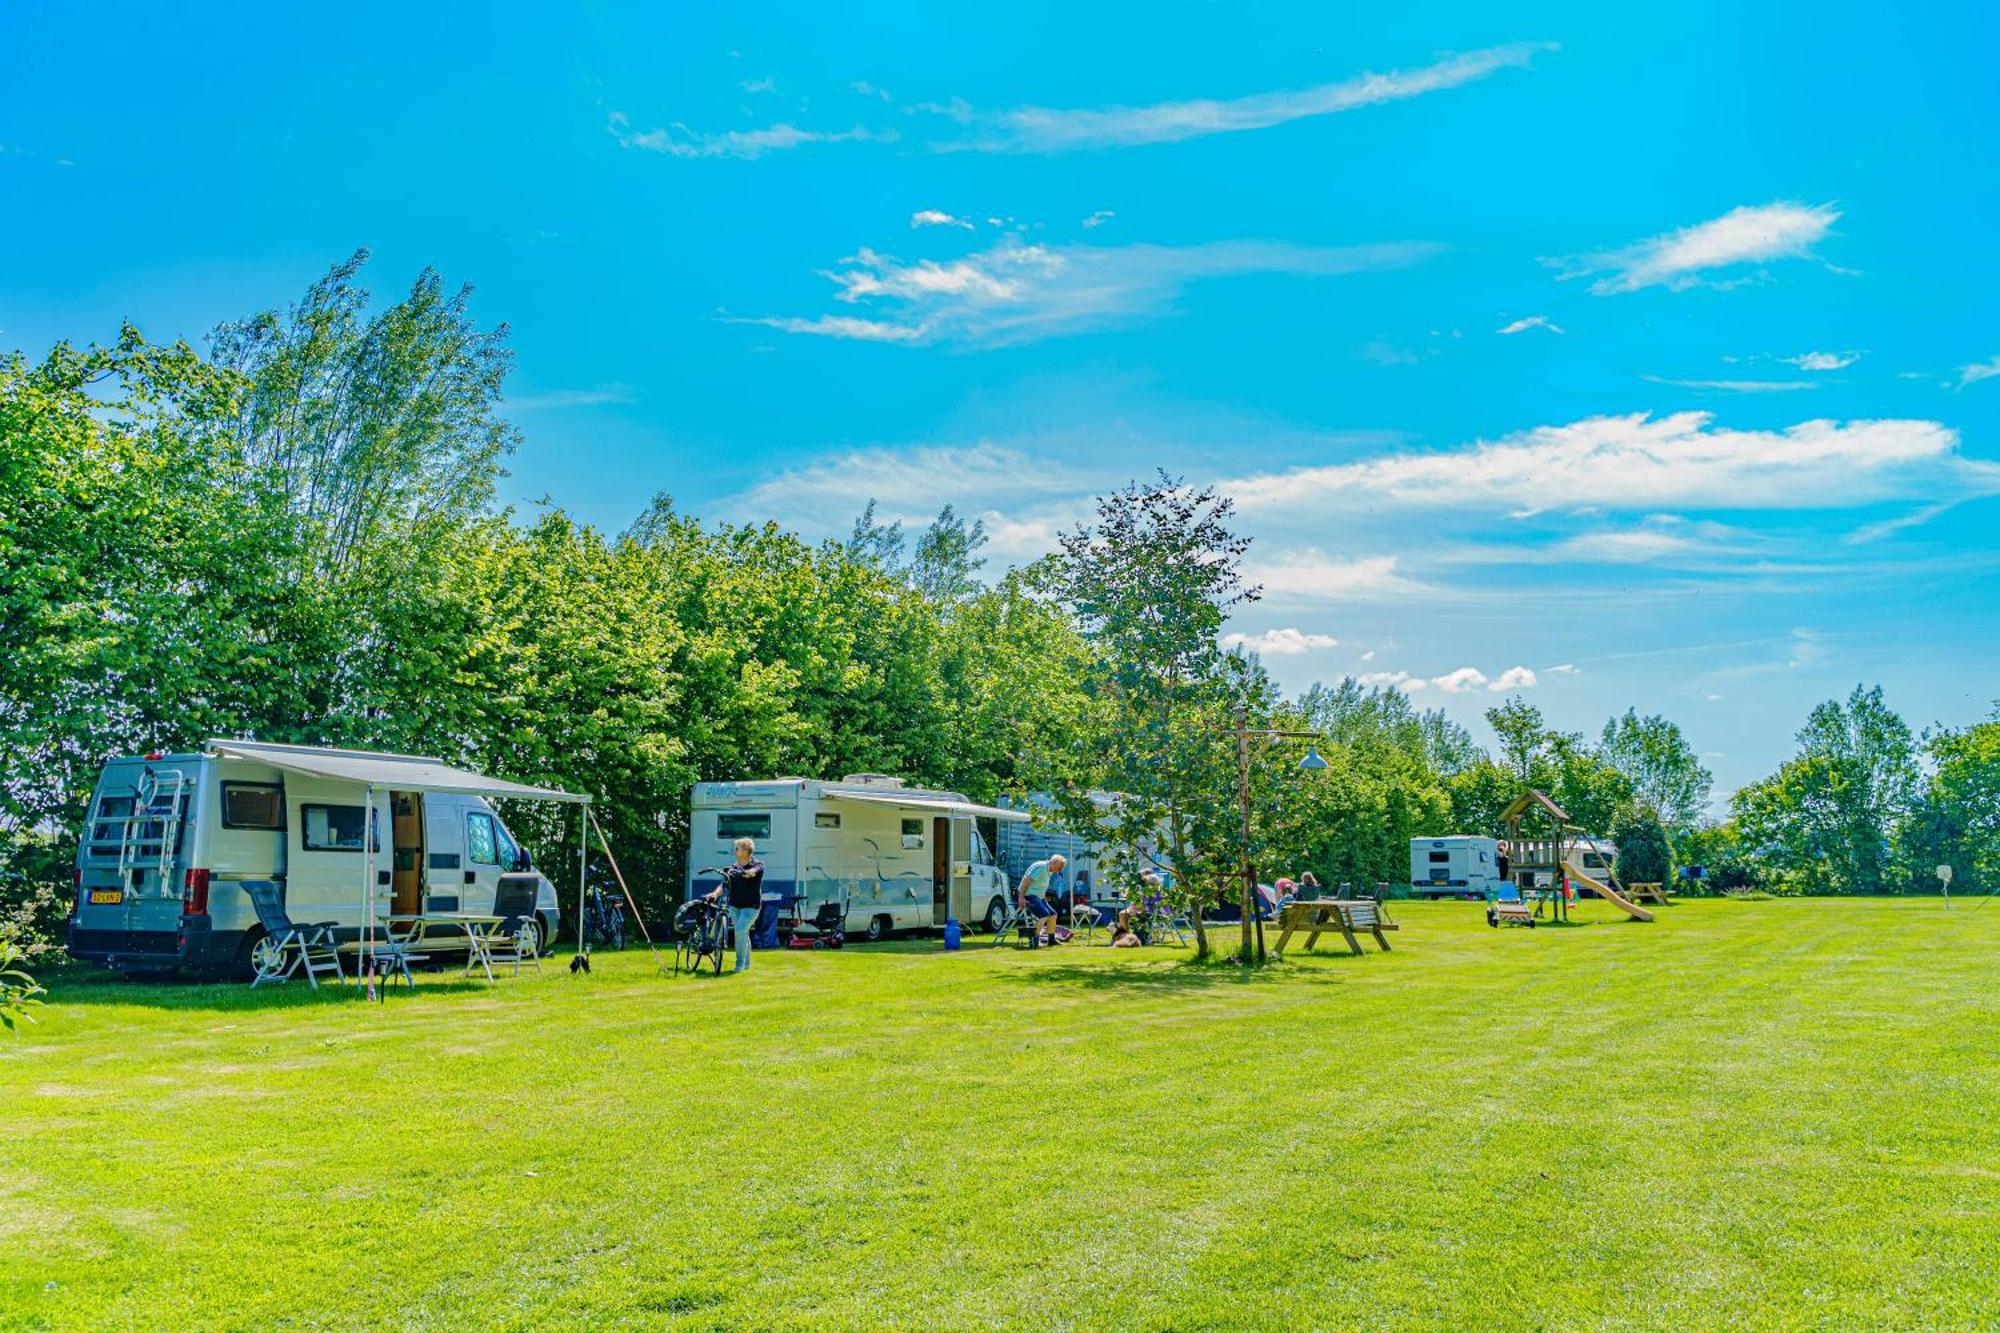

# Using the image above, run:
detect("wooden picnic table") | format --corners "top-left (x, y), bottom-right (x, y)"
top-left (1272, 899), bottom-right (1399, 958)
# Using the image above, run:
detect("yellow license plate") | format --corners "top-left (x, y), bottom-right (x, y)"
top-left (88, 889), bottom-right (123, 905)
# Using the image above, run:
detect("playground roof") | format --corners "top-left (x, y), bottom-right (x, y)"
top-left (1499, 788), bottom-right (1575, 827)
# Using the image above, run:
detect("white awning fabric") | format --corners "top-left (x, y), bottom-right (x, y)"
top-left (827, 788), bottom-right (1028, 822)
top-left (206, 739), bottom-right (587, 804)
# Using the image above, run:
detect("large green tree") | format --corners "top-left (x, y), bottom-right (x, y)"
top-left (1599, 709), bottom-right (1714, 832)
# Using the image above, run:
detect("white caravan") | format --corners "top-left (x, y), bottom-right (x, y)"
top-left (67, 741), bottom-right (572, 976)
top-left (685, 775), bottom-right (1025, 940)
top-left (1409, 835), bottom-right (1510, 900)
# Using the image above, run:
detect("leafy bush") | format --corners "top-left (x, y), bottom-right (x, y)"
top-left (0, 938), bottom-right (45, 1031)
top-left (1612, 809), bottom-right (1674, 886)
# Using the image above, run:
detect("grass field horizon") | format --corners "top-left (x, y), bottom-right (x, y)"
top-left (4, 898), bottom-right (1996, 1330)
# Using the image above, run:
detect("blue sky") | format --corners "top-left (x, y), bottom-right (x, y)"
top-left (5, 1), bottom-right (1999, 808)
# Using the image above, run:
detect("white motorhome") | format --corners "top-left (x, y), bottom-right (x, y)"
top-left (67, 741), bottom-right (569, 976)
top-left (685, 775), bottom-right (1025, 939)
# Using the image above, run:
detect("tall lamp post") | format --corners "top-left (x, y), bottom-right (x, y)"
top-left (1218, 704), bottom-right (1328, 964)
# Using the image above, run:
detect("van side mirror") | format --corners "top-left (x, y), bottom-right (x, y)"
top-left (513, 848), bottom-right (533, 872)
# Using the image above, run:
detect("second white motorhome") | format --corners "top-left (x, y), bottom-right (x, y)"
top-left (686, 775), bottom-right (1025, 939)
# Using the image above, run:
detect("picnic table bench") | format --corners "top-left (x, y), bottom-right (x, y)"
top-left (1272, 898), bottom-right (1398, 958)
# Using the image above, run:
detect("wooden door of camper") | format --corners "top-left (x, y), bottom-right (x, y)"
top-left (931, 816), bottom-right (950, 922)
top-left (390, 790), bottom-right (425, 917)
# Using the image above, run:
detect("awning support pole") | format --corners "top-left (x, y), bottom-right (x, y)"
top-left (576, 797), bottom-right (590, 968)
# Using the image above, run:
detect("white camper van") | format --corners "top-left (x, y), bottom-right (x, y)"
top-left (67, 741), bottom-right (568, 976)
top-left (685, 775), bottom-right (1025, 940)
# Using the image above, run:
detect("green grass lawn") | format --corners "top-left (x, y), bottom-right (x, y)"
top-left (4, 899), bottom-right (1997, 1330)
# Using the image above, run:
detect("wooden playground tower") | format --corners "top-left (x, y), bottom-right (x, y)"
top-left (1498, 789), bottom-right (1658, 923)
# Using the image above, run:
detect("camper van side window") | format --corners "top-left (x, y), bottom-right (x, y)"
top-left (222, 782), bottom-right (286, 830)
top-left (466, 812), bottom-right (499, 865)
top-left (901, 818), bottom-right (923, 849)
top-left (814, 812), bottom-right (840, 830)
top-left (301, 804), bottom-right (379, 852)
top-left (716, 814), bottom-right (770, 841)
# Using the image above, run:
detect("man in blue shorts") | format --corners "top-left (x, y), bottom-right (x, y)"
top-left (1018, 853), bottom-right (1066, 945)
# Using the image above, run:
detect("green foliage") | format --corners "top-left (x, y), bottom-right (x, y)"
top-left (0, 937), bottom-right (43, 1030)
top-left (1733, 685), bottom-right (1919, 894)
top-left (1909, 715), bottom-right (2000, 894)
top-left (1612, 808), bottom-right (1674, 885)
top-left (1599, 709), bottom-right (1714, 832)
top-left (1041, 473), bottom-right (1262, 957)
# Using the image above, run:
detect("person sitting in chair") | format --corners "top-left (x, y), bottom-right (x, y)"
top-left (1018, 853), bottom-right (1065, 945)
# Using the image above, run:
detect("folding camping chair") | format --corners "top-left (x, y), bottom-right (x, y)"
top-left (1070, 900), bottom-right (1106, 941)
top-left (989, 896), bottom-right (1047, 947)
top-left (484, 878), bottom-right (544, 975)
top-left (243, 879), bottom-right (346, 989)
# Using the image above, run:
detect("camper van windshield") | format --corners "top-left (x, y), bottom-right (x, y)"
top-left (302, 803), bottom-right (379, 852)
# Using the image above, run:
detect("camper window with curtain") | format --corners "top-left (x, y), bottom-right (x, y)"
top-left (466, 812), bottom-right (499, 864)
top-left (717, 813), bottom-right (770, 841)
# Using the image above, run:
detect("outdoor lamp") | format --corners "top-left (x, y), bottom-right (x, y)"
top-left (1298, 745), bottom-right (1329, 772)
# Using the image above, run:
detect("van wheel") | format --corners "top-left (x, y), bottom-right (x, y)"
top-left (983, 899), bottom-right (1006, 934)
top-left (865, 915), bottom-right (892, 943)
top-left (235, 928), bottom-right (270, 981)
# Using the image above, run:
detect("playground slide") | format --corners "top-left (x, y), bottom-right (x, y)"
top-left (1559, 861), bottom-right (1655, 923)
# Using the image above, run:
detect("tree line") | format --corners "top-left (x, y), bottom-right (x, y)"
top-left (4, 254), bottom-right (1993, 959)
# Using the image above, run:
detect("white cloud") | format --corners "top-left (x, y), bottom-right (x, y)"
top-left (1497, 314), bottom-right (1563, 335)
top-left (507, 385), bottom-right (637, 411)
top-left (1547, 663), bottom-right (1578, 676)
top-left (1221, 627), bottom-right (1339, 656)
top-left (1642, 375), bottom-right (1818, 393)
top-left (932, 43), bottom-right (1555, 152)
top-left (1554, 516), bottom-right (1743, 563)
top-left (609, 112), bottom-right (894, 159)
top-left (1784, 351), bottom-right (1860, 371)
top-left (851, 81), bottom-right (893, 102)
top-left (1957, 355), bottom-right (2000, 387)
top-left (1432, 666), bottom-right (1489, 693)
top-left (1554, 201), bottom-right (1840, 295)
top-left (911, 209), bottom-right (973, 229)
top-left (740, 77), bottom-right (778, 95)
top-left (1227, 412), bottom-right (1960, 516)
top-left (1362, 663), bottom-right (1537, 694)
top-left (731, 314), bottom-right (929, 342)
top-left (748, 235), bottom-right (1442, 346)
top-left (1250, 551), bottom-right (1421, 600)
top-left (1082, 210), bottom-right (1116, 229)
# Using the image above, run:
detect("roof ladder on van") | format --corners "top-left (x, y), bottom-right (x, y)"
top-left (117, 768), bottom-right (190, 896)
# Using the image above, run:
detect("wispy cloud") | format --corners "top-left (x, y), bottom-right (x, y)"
top-left (1553, 515), bottom-right (1747, 563)
top-left (1082, 210), bottom-right (1116, 229)
top-left (1784, 350), bottom-right (1860, 371)
top-left (742, 236), bottom-right (1442, 346)
top-left (911, 209), bottom-right (973, 229)
top-left (1554, 201), bottom-right (1841, 295)
top-left (1227, 412), bottom-right (1958, 516)
top-left (1957, 354), bottom-right (2000, 387)
top-left (739, 77), bottom-right (778, 95)
top-left (1221, 627), bottom-right (1339, 656)
top-left (929, 42), bottom-right (1556, 153)
top-left (609, 111), bottom-right (894, 159)
top-left (507, 385), bottom-right (637, 411)
top-left (1497, 314), bottom-right (1563, 335)
top-left (1642, 375), bottom-right (1818, 393)
top-left (1250, 551), bottom-right (1422, 601)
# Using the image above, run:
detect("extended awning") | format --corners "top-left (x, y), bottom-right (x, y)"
top-left (206, 739), bottom-right (587, 804)
top-left (826, 788), bottom-right (1029, 822)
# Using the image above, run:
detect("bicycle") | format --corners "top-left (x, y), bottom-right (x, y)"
top-left (675, 871), bottom-right (733, 976)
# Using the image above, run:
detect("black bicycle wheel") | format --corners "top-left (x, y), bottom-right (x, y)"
top-left (708, 925), bottom-right (726, 975)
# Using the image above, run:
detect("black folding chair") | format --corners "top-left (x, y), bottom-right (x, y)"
top-left (242, 879), bottom-right (345, 990)
top-left (485, 877), bottom-right (544, 975)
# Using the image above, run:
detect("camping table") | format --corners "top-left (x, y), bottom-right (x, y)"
top-left (381, 913), bottom-right (510, 981)
top-left (1271, 899), bottom-right (1398, 958)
